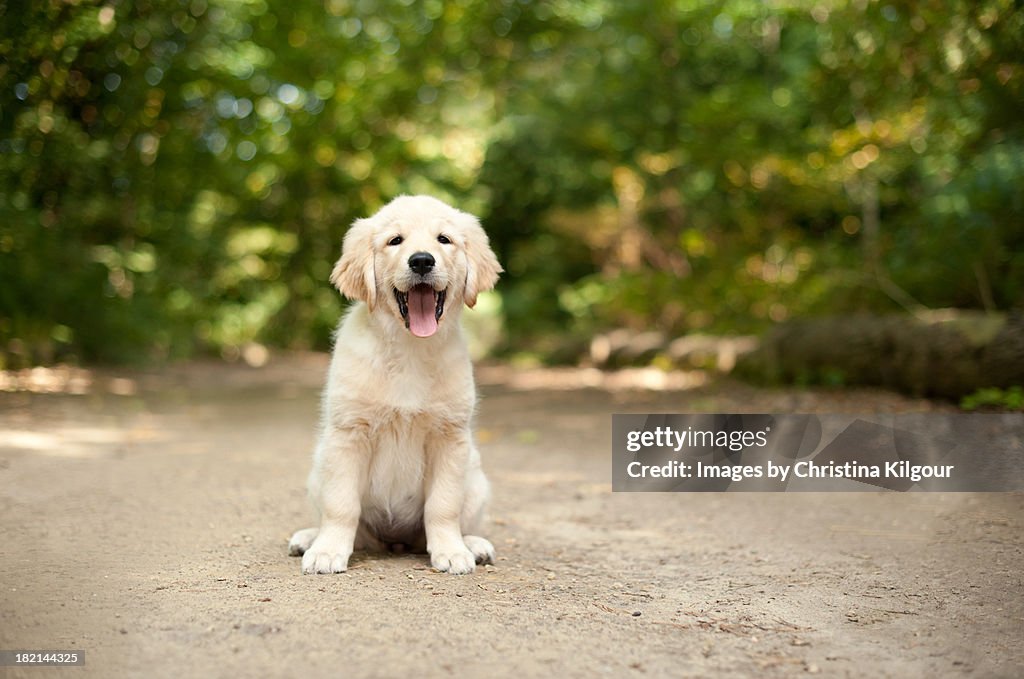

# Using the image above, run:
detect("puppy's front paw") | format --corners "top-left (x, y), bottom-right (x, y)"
top-left (300, 538), bottom-right (352, 575)
top-left (431, 548), bottom-right (477, 575)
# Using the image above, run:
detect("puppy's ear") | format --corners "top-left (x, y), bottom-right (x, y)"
top-left (461, 213), bottom-right (502, 309)
top-left (330, 217), bottom-right (378, 309)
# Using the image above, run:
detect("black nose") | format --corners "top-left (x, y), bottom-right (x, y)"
top-left (408, 252), bottom-right (435, 275)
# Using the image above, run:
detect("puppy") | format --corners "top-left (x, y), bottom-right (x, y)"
top-left (288, 195), bottom-right (502, 575)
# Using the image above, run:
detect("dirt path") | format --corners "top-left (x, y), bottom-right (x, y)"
top-left (1, 355), bottom-right (1021, 678)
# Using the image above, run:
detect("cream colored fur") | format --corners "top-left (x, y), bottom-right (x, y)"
top-left (288, 195), bottom-right (502, 575)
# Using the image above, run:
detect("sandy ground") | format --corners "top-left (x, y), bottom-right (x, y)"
top-left (1, 354), bottom-right (1021, 678)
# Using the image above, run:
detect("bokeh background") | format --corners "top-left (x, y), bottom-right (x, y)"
top-left (1, 0), bottom-right (1021, 401)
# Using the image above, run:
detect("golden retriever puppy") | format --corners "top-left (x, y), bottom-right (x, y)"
top-left (288, 195), bottom-right (502, 575)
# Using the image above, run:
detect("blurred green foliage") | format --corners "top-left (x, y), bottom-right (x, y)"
top-left (1, 0), bottom-right (1021, 366)
top-left (961, 386), bottom-right (1024, 411)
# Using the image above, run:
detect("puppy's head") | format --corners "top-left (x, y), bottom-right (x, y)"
top-left (330, 195), bottom-right (502, 338)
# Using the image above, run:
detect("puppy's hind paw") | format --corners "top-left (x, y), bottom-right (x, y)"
top-left (463, 535), bottom-right (495, 565)
top-left (288, 527), bottom-right (318, 556)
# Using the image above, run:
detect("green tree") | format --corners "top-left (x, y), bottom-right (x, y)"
top-left (2, 0), bottom-right (1020, 367)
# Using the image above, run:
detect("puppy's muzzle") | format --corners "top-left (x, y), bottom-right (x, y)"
top-left (394, 251), bottom-right (446, 338)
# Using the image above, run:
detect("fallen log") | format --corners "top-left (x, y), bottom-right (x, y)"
top-left (735, 311), bottom-right (1024, 399)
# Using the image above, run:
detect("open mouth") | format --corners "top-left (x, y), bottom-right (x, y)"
top-left (394, 284), bottom-right (446, 338)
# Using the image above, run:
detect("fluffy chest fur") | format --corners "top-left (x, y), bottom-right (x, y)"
top-left (321, 304), bottom-right (476, 541)
top-left (325, 304), bottom-right (475, 421)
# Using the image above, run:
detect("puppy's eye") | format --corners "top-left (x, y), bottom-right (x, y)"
top-left (387, 235), bottom-right (403, 246)
top-left (437, 234), bottom-right (451, 245)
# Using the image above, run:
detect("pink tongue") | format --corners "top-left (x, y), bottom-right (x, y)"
top-left (408, 285), bottom-right (438, 337)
